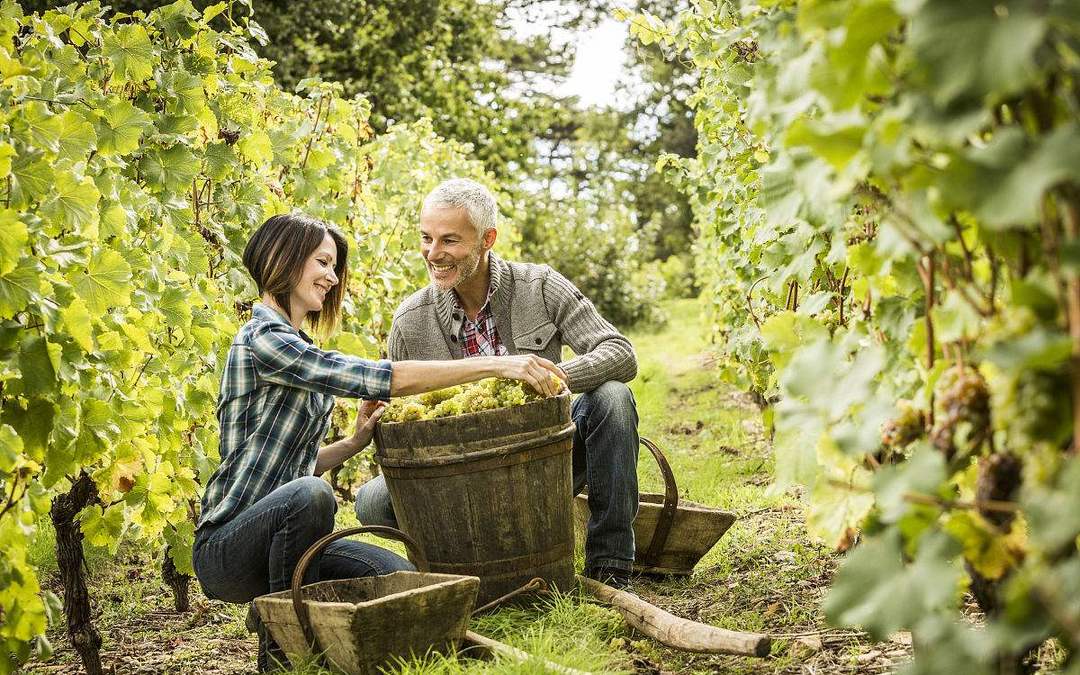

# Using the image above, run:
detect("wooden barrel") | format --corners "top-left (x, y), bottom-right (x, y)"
top-left (374, 395), bottom-right (575, 604)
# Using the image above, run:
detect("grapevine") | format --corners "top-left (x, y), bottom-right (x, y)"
top-left (0, 2), bottom-right (500, 672)
top-left (629, 0), bottom-right (1080, 671)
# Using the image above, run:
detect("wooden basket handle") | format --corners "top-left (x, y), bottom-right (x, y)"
top-left (290, 525), bottom-right (429, 655)
top-left (639, 437), bottom-right (679, 568)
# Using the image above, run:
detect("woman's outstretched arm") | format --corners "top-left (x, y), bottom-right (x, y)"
top-left (390, 355), bottom-right (565, 397)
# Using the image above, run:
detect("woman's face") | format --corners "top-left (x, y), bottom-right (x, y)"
top-left (291, 232), bottom-right (339, 316)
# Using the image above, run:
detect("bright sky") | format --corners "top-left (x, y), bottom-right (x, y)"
top-left (508, 10), bottom-right (633, 109)
top-left (562, 18), bottom-right (630, 107)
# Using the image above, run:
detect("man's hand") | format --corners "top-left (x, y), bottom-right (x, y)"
top-left (349, 400), bottom-right (387, 450)
top-left (492, 355), bottom-right (565, 396)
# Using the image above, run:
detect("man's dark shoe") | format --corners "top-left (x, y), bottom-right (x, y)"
top-left (585, 566), bottom-right (633, 592)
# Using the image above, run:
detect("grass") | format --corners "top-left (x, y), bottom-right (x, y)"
top-left (25, 297), bottom-right (909, 674)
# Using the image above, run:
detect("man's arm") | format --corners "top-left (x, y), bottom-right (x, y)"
top-left (388, 320), bottom-right (409, 361)
top-left (542, 268), bottom-right (637, 393)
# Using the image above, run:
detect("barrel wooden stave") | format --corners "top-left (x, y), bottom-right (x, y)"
top-left (376, 395), bottom-right (576, 604)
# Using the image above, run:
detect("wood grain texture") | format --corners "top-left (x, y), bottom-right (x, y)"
top-left (577, 575), bottom-right (771, 657)
top-left (376, 395), bottom-right (577, 603)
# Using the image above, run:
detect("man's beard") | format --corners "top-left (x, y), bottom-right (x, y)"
top-left (431, 244), bottom-right (483, 291)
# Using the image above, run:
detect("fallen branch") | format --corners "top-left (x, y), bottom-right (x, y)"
top-left (576, 576), bottom-right (771, 657)
top-left (462, 630), bottom-right (592, 675)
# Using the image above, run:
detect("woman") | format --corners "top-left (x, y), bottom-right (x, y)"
top-left (193, 214), bottom-right (562, 671)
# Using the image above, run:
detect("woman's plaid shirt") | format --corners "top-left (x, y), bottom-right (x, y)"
top-left (198, 303), bottom-right (392, 528)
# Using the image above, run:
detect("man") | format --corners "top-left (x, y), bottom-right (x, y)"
top-left (355, 178), bottom-right (640, 587)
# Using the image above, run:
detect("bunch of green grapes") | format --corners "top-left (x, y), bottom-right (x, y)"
top-left (381, 375), bottom-right (562, 423)
top-left (930, 366), bottom-right (991, 462)
top-left (880, 400), bottom-right (927, 450)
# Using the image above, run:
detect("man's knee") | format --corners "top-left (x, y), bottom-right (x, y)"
top-left (585, 381), bottom-right (638, 426)
top-left (354, 475), bottom-right (397, 528)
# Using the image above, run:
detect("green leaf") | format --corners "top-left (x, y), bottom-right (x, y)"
top-left (0, 208), bottom-right (28, 276)
top-left (70, 249), bottom-right (132, 314)
top-left (79, 503), bottom-right (126, 552)
top-left (56, 110), bottom-right (97, 162)
top-left (14, 101), bottom-right (62, 153)
top-left (102, 24), bottom-right (154, 84)
top-left (139, 144), bottom-right (199, 193)
top-left (17, 336), bottom-right (59, 398)
top-left (60, 297), bottom-right (95, 352)
top-left (96, 100), bottom-right (153, 157)
top-left (944, 125), bottom-right (1080, 229)
top-left (40, 170), bottom-right (100, 237)
top-left (0, 398), bottom-right (56, 463)
top-left (0, 141), bottom-right (13, 177)
top-left (908, 0), bottom-right (1047, 108)
top-left (9, 151), bottom-right (52, 205)
top-left (238, 130), bottom-right (273, 165)
top-left (874, 443), bottom-right (946, 522)
top-left (0, 424), bottom-right (23, 474)
top-left (0, 258), bottom-right (40, 319)
top-left (824, 529), bottom-right (962, 639)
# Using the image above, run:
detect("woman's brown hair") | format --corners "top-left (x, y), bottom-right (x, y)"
top-left (242, 214), bottom-right (349, 336)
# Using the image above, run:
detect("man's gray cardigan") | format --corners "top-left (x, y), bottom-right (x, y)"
top-left (388, 253), bottom-right (637, 393)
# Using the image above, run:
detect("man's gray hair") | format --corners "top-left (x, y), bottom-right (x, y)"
top-left (422, 178), bottom-right (498, 237)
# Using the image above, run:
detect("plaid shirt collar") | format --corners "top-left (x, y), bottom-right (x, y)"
top-left (451, 259), bottom-right (506, 357)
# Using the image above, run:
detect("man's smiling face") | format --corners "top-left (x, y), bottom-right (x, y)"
top-left (419, 206), bottom-right (484, 291)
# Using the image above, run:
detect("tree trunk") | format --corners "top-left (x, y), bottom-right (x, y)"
top-left (160, 546), bottom-right (191, 613)
top-left (50, 473), bottom-right (102, 675)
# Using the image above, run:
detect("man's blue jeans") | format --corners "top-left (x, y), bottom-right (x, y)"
top-left (355, 381), bottom-right (640, 573)
top-left (195, 476), bottom-right (414, 603)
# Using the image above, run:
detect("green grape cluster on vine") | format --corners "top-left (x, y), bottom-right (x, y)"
top-left (381, 376), bottom-right (558, 423)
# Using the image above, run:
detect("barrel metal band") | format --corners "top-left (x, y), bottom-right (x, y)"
top-left (379, 423), bottom-right (576, 478)
top-left (424, 540), bottom-right (575, 576)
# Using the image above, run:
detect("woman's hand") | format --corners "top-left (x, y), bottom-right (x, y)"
top-left (349, 400), bottom-right (387, 450)
top-left (491, 355), bottom-right (566, 396)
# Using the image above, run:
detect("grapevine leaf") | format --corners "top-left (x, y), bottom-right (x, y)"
top-left (0, 208), bottom-right (27, 276)
top-left (96, 100), bottom-right (153, 157)
top-left (9, 151), bottom-right (52, 205)
top-left (102, 24), bottom-right (154, 84)
top-left (238, 129), bottom-right (273, 165)
top-left (0, 424), bottom-right (22, 474)
top-left (40, 170), bottom-right (100, 237)
top-left (943, 125), bottom-right (1080, 229)
top-left (824, 529), bottom-right (962, 639)
top-left (78, 503), bottom-right (126, 552)
top-left (70, 249), bottom-right (132, 314)
top-left (0, 258), bottom-right (40, 319)
top-left (56, 111), bottom-right (97, 162)
top-left (908, 0), bottom-right (1046, 108)
top-left (0, 398), bottom-right (55, 464)
top-left (14, 101), bottom-right (62, 154)
top-left (943, 511), bottom-right (1024, 580)
top-left (1023, 459), bottom-right (1080, 554)
top-left (874, 443), bottom-right (946, 523)
top-left (60, 297), bottom-right (95, 353)
top-left (139, 144), bottom-right (199, 193)
top-left (0, 141), bottom-right (13, 177)
top-left (17, 336), bottom-right (59, 398)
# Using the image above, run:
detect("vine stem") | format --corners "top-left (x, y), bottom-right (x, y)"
top-left (746, 276), bottom-right (767, 329)
top-left (1059, 188), bottom-right (1080, 455)
top-left (918, 254), bottom-right (936, 425)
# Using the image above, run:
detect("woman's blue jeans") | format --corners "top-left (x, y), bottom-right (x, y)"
top-left (194, 476), bottom-right (414, 603)
top-left (355, 381), bottom-right (640, 573)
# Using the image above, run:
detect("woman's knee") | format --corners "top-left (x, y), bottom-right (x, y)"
top-left (289, 476), bottom-right (337, 522)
